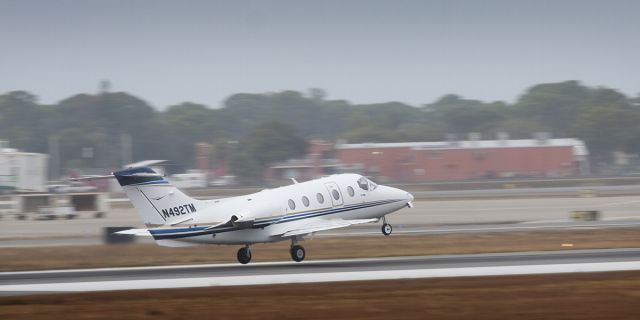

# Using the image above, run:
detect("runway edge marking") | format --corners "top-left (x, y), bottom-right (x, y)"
top-left (1, 261), bottom-right (639, 293)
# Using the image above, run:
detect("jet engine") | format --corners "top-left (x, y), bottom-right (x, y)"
top-left (229, 200), bottom-right (284, 229)
top-left (230, 212), bottom-right (255, 229)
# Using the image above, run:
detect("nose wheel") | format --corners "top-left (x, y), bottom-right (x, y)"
top-left (290, 245), bottom-right (306, 262)
top-left (237, 246), bottom-right (252, 264)
top-left (382, 223), bottom-right (392, 236)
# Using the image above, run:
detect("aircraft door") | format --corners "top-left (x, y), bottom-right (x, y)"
top-left (324, 182), bottom-right (344, 207)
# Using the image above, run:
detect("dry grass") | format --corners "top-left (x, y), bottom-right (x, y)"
top-left (1, 271), bottom-right (639, 319)
top-left (1, 228), bottom-right (639, 271)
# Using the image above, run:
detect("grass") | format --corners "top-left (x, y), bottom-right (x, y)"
top-left (1, 271), bottom-right (639, 319)
top-left (1, 228), bottom-right (639, 271)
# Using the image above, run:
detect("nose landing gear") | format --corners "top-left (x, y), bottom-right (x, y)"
top-left (381, 217), bottom-right (393, 236)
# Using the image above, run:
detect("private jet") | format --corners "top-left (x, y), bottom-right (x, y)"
top-left (86, 166), bottom-right (414, 264)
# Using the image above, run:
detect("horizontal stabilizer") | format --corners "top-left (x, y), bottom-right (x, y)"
top-left (69, 174), bottom-right (115, 181)
top-left (281, 218), bottom-right (377, 237)
top-left (124, 159), bottom-right (167, 168)
top-left (114, 228), bottom-right (152, 236)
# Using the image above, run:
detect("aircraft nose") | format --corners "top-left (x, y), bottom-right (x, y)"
top-left (407, 192), bottom-right (414, 202)
top-left (405, 192), bottom-right (414, 208)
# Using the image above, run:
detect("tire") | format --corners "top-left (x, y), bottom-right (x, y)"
top-left (290, 245), bottom-right (305, 262)
top-left (237, 247), bottom-right (252, 264)
top-left (382, 223), bottom-right (392, 236)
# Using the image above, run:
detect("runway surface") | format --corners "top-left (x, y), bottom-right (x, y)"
top-left (2, 219), bottom-right (640, 248)
top-left (1, 248), bottom-right (639, 295)
top-left (2, 195), bottom-right (640, 246)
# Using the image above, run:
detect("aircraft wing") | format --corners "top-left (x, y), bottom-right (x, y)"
top-left (114, 228), bottom-right (152, 236)
top-left (280, 218), bottom-right (378, 237)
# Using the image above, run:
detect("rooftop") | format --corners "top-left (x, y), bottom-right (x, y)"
top-left (336, 138), bottom-right (588, 156)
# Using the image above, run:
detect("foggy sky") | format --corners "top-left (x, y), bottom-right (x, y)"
top-left (1, 0), bottom-right (638, 108)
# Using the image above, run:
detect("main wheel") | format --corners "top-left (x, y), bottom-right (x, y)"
top-left (382, 223), bottom-right (392, 236)
top-left (290, 245), bottom-right (305, 262)
top-left (237, 247), bottom-right (252, 264)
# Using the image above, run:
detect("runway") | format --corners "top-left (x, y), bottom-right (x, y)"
top-left (2, 219), bottom-right (640, 248)
top-left (1, 248), bottom-right (639, 295)
top-left (3, 195), bottom-right (640, 247)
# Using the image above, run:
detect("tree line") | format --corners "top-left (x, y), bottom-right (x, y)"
top-left (0, 81), bottom-right (639, 181)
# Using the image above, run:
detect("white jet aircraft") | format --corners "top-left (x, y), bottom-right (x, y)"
top-left (99, 166), bottom-right (414, 264)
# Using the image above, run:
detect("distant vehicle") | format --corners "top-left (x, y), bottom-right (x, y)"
top-left (0, 197), bottom-right (16, 219)
top-left (75, 166), bottom-right (414, 264)
top-left (209, 175), bottom-right (237, 187)
top-left (0, 185), bottom-right (15, 195)
top-left (169, 170), bottom-right (207, 189)
top-left (35, 205), bottom-right (76, 220)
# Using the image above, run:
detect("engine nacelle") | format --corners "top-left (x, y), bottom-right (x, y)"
top-left (229, 200), bottom-right (283, 229)
top-left (230, 212), bottom-right (255, 229)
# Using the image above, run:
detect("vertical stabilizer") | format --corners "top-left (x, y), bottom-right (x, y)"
top-left (113, 167), bottom-right (204, 227)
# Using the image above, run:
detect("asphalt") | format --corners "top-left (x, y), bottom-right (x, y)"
top-left (4, 195), bottom-right (640, 245)
top-left (2, 219), bottom-right (640, 248)
top-left (1, 248), bottom-right (639, 291)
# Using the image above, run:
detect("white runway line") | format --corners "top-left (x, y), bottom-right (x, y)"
top-left (320, 221), bottom-right (640, 237)
top-left (2, 261), bottom-right (639, 293)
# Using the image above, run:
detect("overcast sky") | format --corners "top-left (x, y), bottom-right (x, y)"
top-left (1, 0), bottom-right (638, 108)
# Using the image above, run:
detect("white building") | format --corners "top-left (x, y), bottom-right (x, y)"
top-left (0, 141), bottom-right (49, 192)
top-left (169, 169), bottom-right (208, 189)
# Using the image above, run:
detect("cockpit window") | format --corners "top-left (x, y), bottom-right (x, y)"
top-left (357, 177), bottom-right (378, 191)
top-left (357, 177), bottom-right (369, 190)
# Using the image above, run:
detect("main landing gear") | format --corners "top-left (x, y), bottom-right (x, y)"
top-left (381, 217), bottom-right (393, 236)
top-left (237, 246), bottom-right (252, 264)
top-left (290, 238), bottom-right (306, 262)
top-left (236, 241), bottom-right (306, 264)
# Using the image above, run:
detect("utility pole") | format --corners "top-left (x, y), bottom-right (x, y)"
top-left (121, 132), bottom-right (132, 166)
top-left (48, 135), bottom-right (60, 180)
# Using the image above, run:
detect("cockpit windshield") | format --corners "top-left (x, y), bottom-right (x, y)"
top-left (357, 177), bottom-right (369, 190)
top-left (357, 176), bottom-right (378, 191)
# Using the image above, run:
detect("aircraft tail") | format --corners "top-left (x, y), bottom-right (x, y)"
top-left (113, 166), bottom-right (204, 227)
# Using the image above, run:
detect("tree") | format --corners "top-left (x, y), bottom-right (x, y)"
top-left (0, 91), bottom-right (45, 151)
top-left (2, 82), bottom-right (640, 173)
top-left (230, 122), bottom-right (308, 183)
top-left (425, 95), bottom-right (509, 136)
top-left (572, 104), bottom-right (640, 160)
top-left (515, 81), bottom-right (591, 137)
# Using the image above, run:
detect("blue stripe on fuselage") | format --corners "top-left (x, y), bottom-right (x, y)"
top-left (149, 199), bottom-right (402, 240)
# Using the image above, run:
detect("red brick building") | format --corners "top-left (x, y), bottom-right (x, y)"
top-left (269, 139), bottom-right (589, 182)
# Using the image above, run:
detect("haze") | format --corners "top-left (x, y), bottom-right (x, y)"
top-left (1, 0), bottom-right (638, 108)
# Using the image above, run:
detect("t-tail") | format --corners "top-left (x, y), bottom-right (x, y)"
top-left (113, 167), bottom-right (204, 227)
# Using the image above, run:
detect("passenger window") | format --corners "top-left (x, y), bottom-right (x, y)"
top-left (347, 186), bottom-right (355, 197)
top-left (288, 199), bottom-right (296, 210)
top-left (357, 177), bottom-right (369, 190)
top-left (316, 193), bottom-right (324, 204)
top-left (302, 196), bottom-right (310, 207)
top-left (332, 189), bottom-right (340, 200)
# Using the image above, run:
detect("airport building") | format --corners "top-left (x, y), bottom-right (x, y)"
top-left (0, 141), bottom-right (48, 192)
top-left (268, 137), bottom-right (590, 182)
